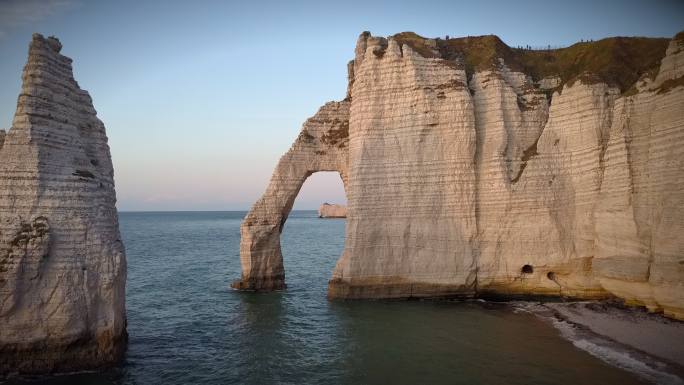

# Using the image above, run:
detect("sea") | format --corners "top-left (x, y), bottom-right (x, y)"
top-left (4, 211), bottom-right (682, 385)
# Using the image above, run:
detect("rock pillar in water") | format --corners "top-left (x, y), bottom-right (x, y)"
top-left (0, 34), bottom-right (126, 374)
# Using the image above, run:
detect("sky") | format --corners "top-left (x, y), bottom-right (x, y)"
top-left (0, 0), bottom-right (682, 211)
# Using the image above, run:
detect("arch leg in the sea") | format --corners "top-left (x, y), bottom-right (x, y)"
top-left (232, 101), bottom-right (350, 291)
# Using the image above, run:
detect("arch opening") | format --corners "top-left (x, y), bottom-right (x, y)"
top-left (280, 171), bottom-right (347, 291)
top-left (292, 171), bottom-right (347, 212)
top-left (231, 99), bottom-right (350, 292)
top-left (233, 169), bottom-right (348, 292)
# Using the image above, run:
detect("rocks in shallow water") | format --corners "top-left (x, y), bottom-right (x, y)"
top-left (238, 31), bottom-right (684, 320)
top-left (318, 203), bottom-right (347, 218)
top-left (0, 34), bottom-right (126, 374)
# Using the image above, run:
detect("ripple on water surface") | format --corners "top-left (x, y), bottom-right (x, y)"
top-left (3, 211), bottom-right (664, 385)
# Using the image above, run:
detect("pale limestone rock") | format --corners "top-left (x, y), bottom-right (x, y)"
top-left (593, 36), bottom-right (684, 319)
top-left (237, 31), bottom-right (684, 319)
top-left (537, 76), bottom-right (562, 90)
top-left (652, 36), bottom-right (684, 87)
top-left (331, 37), bottom-right (478, 298)
top-left (232, 101), bottom-right (349, 290)
top-left (318, 203), bottom-right (346, 218)
top-left (0, 34), bottom-right (126, 374)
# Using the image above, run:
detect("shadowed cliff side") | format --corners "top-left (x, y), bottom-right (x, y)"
top-left (0, 34), bottom-right (126, 375)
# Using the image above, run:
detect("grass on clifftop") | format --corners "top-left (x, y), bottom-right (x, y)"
top-left (392, 31), bottom-right (672, 93)
top-left (393, 32), bottom-right (442, 58)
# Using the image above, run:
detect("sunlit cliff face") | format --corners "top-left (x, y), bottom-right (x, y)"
top-left (237, 31), bottom-right (684, 321)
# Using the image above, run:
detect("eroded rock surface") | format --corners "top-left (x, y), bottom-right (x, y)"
top-left (238, 31), bottom-right (684, 320)
top-left (0, 34), bottom-right (126, 374)
top-left (233, 101), bottom-right (349, 290)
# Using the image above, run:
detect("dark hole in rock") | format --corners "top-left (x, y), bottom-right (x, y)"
top-left (521, 264), bottom-right (534, 274)
top-left (547, 271), bottom-right (556, 280)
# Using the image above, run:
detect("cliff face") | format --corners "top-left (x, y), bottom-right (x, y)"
top-left (335, 36), bottom-right (480, 298)
top-left (318, 203), bottom-right (347, 218)
top-left (0, 35), bottom-right (126, 374)
top-left (238, 31), bottom-right (684, 319)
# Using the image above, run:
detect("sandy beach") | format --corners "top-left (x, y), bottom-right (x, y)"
top-left (531, 301), bottom-right (684, 384)
top-left (546, 302), bottom-right (684, 366)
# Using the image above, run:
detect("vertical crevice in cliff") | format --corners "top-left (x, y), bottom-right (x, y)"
top-left (590, 87), bottom-right (618, 264)
top-left (509, 138), bottom-right (539, 184)
top-left (519, 92), bottom-right (550, 180)
top-left (469, 74), bottom-right (482, 296)
top-left (508, 83), bottom-right (550, 185)
top-left (594, 89), bottom-right (618, 191)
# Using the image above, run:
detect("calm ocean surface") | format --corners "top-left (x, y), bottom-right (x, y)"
top-left (6, 211), bottom-right (654, 385)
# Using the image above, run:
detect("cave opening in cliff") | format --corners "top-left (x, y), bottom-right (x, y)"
top-left (279, 171), bottom-right (347, 292)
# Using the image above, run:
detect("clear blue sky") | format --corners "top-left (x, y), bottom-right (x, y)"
top-left (0, 0), bottom-right (682, 210)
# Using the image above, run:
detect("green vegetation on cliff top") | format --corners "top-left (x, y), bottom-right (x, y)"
top-left (392, 31), bottom-right (673, 93)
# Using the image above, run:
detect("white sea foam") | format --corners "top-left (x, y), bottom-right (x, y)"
top-left (509, 301), bottom-right (684, 385)
top-left (551, 315), bottom-right (684, 385)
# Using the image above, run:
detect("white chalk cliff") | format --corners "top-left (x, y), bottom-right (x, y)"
top-left (236, 31), bottom-right (684, 320)
top-left (234, 101), bottom-right (349, 290)
top-left (0, 35), bottom-right (126, 374)
top-left (318, 203), bottom-right (347, 218)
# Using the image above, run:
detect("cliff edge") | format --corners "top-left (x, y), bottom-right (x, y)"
top-left (0, 34), bottom-right (126, 374)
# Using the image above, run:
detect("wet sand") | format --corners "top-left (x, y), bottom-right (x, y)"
top-left (545, 302), bottom-right (684, 367)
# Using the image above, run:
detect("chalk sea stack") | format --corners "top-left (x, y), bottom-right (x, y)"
top-left (236, 31), bottom-right (684, 320)
top-left (318, 203), bottom-right (347, 218)
top-left (0, 34), bottom-right (126, 374)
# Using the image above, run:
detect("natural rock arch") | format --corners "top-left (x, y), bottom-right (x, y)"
top-left (231, 101), bottom-right (350, 290)
top-left (234, 31), bottom-right (684, 321)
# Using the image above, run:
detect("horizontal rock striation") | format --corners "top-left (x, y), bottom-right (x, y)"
top-left (233, 101), bottom-right (349, 291)
top-left (318, 203), bottom-right (347, 218)
top-left (0, 34), bottom-right (126, 374)
top-left (238, 31), bottom-right (684, 319)
top-left (331, 36), bottom-right (479, 299)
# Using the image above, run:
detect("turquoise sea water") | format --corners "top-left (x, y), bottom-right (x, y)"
top-left (4, 211), bottom-right (661, 384)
